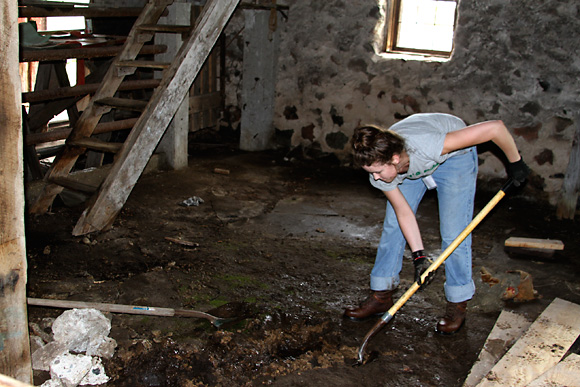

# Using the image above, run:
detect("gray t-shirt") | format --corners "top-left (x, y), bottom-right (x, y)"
top-left (369, 113), bottom-right (468, 191)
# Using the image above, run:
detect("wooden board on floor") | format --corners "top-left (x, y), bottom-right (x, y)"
top-left (504, 237), bottom-right (564, 251)
top-left (476, 298), bottom-right (580, 387)
top-left (527, 353), bottom-right (580, 386)
top-left (463, 310), bottom-right (532, 387)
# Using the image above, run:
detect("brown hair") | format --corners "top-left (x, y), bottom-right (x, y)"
top-left (351, 125), bottom-right (406, 167)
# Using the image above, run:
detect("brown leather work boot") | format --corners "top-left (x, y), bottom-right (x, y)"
top-left (436, 300), bottom-right (468, 335)
top-left (344, 290), bottom-right (395, 321)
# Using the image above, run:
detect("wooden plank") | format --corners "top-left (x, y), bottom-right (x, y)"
top-left (68, 137), bottom-right (123, 153)
top-left (18, 6), bottom-right (147, 18)
top-left (463, 310), bottom-right (532, 387)
top-left (20, 44), bottom-right (166, 63)
top-left (25, 118), bottom-right (138, 146)
top-left (49, 176), bottom-right (99, 194)
top-left (504, 237), bottom-right (565, 251)
top-left (527, 353), bottom-right (580, 386)
top-left (95, 97), bottom-right (148, 112)
top-left (138, 24), bottom-right (192, 33)
top-left (117, 60), bottom-right (171, 69)
top-left (0, 374), bottom-right (34, 387)
top-left (476, 298), bottom-right (580, 387)
top-left (72, 0), bottom-right (241, 235)
top-left (22, 79), bottom-right (161, 104)
top-left (0, 1), bottom-right (32, 380)
top-left (189, 91), bottom-right (222, 111)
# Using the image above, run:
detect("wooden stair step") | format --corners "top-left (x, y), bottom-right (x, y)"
top-left (68, 138), bottom-right (123, 153)
top-left (117, 60), bottom-right (171, 70)
top-left (49, 176), bottom-right (99, 194)
top-left (138, 24), bottom-right (192, 33)
top-left (95, 97), bottom-right (148, 112)
top-left (27, 0), bottom-right (175, 216)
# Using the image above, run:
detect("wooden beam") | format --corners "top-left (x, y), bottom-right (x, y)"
top-left (20, 44), bottom-right (166, 63)
top-left (0, 1), bottom-right (32, 382)
top-left (189, 91), bottom-right (222, 111)
top-left (0, 374), bottom-right (34, 387)
top-left (72, 0), bottom-right (241, 235)
top-left (68, 137), bottom-right (123, 153)
top-left (95, 97), bottom-right (148, 112)
top-left (504, 237), bottom-right (565, 251)
top-left (18, 6), bottom-right (147, 18)
top-left (476, 298), bottom-right (580, 387)
top-left (117, 60), bottom-right (171, 69)
top-left (48, 176), bottom-right (99, 194)
top-left (25, 118), bottom-right (138, 146)
top-left (22, 79), bottom-right (161, 103)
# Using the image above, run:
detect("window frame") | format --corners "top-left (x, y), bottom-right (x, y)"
top-left (385, 0), bottom-right (458, 58)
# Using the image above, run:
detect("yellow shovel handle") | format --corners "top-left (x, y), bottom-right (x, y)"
top-left (385, 188), bottom-right (506, 319)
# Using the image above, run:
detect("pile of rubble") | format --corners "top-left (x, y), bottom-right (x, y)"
top-left (30, 308), bottom-right (116, 387)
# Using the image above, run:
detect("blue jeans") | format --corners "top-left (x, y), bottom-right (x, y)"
top-left (370, 147), bottom-right (478, 303)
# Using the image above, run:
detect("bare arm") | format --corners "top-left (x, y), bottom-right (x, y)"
top-left (442, 120), bottom-right (521, 162)
top-left (384, 188), bottom-right (424, 252)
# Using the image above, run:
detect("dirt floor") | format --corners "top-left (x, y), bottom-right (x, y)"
top-left (25, 145), bottom-right (580, 386)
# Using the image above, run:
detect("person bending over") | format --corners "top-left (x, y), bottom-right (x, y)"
top-left (345, 113), bottom-right (529, 334)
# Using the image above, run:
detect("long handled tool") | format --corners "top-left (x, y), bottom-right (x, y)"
top-left (27, 298), bottom-right (235, 327)
top-left (356, 182), bottom-right (513, 365)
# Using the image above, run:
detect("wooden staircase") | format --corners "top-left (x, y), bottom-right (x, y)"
top-left (28, 0), bottom-right (240, 236)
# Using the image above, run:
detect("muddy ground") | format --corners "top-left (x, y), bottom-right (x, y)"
top-left (25, 146), bottom-right (580, 386)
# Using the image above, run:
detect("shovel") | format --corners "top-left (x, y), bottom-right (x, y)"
top-left (27, 298), bottom-right (235, 327)
top-left (355, 181), bottom-right (514, 365)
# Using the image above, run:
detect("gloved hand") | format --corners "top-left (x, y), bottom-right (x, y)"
top-left (413, 250), bottom-right (435, 289)
top-left (506, 158), bottom-right (530, 187)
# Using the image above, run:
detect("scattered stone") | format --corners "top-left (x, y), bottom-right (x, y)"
top-left (86, 336), bottom-right (117, 359)
top-left (180, 196), bottom-right (204, 206)
top-left (80, 358), bottom-right (109, 385)
top-left (30, 335), bottom-right (46, 353)
top-left (33, 341), bottom-right (68, 371)
top-left (49, 352), bottom-right (93, 387)
top-left (52, 309), bottom-right (111, 353)
top-left (29, 321), bottom-right (53, 343)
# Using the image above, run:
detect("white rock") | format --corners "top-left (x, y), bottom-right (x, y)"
top-left (32, 341), bottom-right (69, 371)
top-left (41, 378), bottom-right (65, 387)
top-left (80, 357), bottom-right (109, 385)
top-left (86, 335), bottom-right (116, 359)
top-left (52, 309), bottom-right (111, 353)
top-left (50, 352), bottom-right (93, 387)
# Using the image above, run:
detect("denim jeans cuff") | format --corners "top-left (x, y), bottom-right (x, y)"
top-left (370, 275), bottom-right (400, 291)
top-left (444, 280), bottom-right (475, 303)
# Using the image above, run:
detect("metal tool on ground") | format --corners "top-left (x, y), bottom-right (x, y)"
top-left (27, 298), bottom-right (235, 327)
top-left (355, 181), bottom-right (514, 365)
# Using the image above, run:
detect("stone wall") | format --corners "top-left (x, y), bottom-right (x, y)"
top-left (223, 0), bottom-right (580, 204)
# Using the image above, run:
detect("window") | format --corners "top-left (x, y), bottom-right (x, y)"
top-left (386, 0), bottom-right (458, 57)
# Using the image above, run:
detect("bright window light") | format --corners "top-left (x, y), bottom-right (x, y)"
top-left (389, 0), bottom-right (457, 56)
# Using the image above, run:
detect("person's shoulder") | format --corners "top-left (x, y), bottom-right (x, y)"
top-left (407, 113), bottom-right (466, 131)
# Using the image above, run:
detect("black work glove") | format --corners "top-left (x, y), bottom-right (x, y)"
top-left (506, 158), bottom-right (530, 188)
top-left (413, 250), bottom-right (435, 289)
